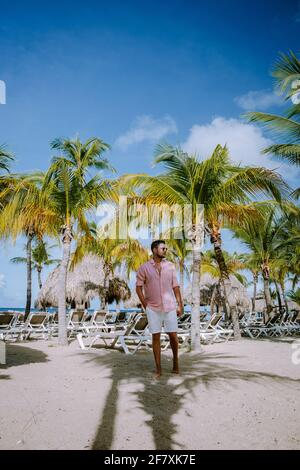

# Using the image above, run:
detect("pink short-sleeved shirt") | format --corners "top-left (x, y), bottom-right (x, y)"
top-left (136, 258), bottom-right (179, 313)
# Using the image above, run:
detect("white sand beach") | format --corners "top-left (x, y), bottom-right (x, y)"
top-left (0, 338), bottom-right (300, 450)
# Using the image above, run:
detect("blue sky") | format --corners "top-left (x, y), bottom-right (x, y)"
top-left (0, 0), bottom-right (299, 307)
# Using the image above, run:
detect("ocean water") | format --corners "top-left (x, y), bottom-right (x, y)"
top-left (0, 307), bottom-right (142, 313)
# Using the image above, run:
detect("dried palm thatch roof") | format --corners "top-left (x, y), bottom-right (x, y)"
top-left (35, 254), bottom-right (107, 308)
top-left (107, 277), bottom-right (131, 304)
top-left (254, 298), bottom-right (300, 313)
top-left (184, 272), bottom-right (251, 312)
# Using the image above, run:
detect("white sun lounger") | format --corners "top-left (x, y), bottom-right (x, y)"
top-left (76, 313), bottom-right (149, 353)
top-left (0, 312), bottom-right (23, 341)
top-left (22, 313), bottom-right (49, 340)
top-left (242, 313), bottom-right (282, 339)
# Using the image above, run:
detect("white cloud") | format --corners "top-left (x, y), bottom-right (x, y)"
top-left (182, 117), bottom-right (276, 166)
top-left (234, 89), bottom-right (284, 111)
top-left (115, 115), bottom-right (177, 150)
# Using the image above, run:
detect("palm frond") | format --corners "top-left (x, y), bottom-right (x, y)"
top-left (245, 112), bottom-right (300, 143)
top-left (262, 143), bottom-right (300, 166)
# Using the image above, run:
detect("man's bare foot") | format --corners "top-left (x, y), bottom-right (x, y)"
top-left (172, 368), bottom-right (180, 374)
top-left (153, 370), bottom-right (162, 379)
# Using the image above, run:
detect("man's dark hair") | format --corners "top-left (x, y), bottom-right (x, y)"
top-left (151, 240), bottom-right (165, 252)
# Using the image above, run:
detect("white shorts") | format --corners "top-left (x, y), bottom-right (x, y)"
top-left (145, 306), bottom-right (178, 334)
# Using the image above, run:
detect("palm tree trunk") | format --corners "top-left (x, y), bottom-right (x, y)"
top-left (37, 267), bottom-right (42, 290)
top-left (280, 281), bottom-right (289, 314)
top-left (210, 231), bottom-right (241, 339)
top-left (101, 264), bottom-right (111, 312)
top-left (58, 226), bottom-right (72, 345)
top-left (190, 245), bottom-right (202, 351)
top-left (210, 284), bottom-right (217, 315)
top-left (274, 280), bottom-right (283, 312)
top-left (261, 262), bottom-right (273, 319)
top-left (179, 261), bottom-right (184, 293)
top-left (25, 232), bottom-right (34, 320)
top-left (100, 293), bottom-right (106, 310)
top-left (218, 280), bottom-right (230, 321)
top-left (252, 273), bottom-right (258, 312)
top-left (263, 276), bottom-right (273, 321)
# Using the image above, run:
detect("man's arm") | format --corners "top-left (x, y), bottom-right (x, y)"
top-left (136, 286), bottom-right (147, 310)
top-left (173, 286), bottom-right (184, 317)
top-left (136, 266), bottom-right (147, 310)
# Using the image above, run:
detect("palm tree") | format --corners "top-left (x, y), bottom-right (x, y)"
top-left (11, 239), bottom-right (60, 290)
top-left (0, 144), bottom-right (14, 206)
top-left (201, 249), bottom-right (248, 285)
top-left (72, 222), bottom-right (149, 309)
top-left (240, 253), bottom-right (261, 311)
top-left (231, 204), bottom-right (299, 319)
top-left (0, 173), bottom-right (59, 318)
top-left (0, 144), bottom-right (14, 174)
top-left (245, 50), bottom-right (300, 197)
top-left (277, 206), bottom-right (300, 291)
top-left (72, 225), bottom-right (119, 310)
top-left (201, 249), bottom-right (248, 314)
top-left (270, 259), bottom-right (290, 313)
top-left (120, 144), bottom-right (288, 346)
top-left (286, 287), bottom-right (300, 306)
top-left (32, 240), bottom-right (60, 289)
top-left (165, 237), bottom-right (191, 292)
top-left (45, 137), bottom-right (115, 344)
top-left (110, 238), bottom-right (149, 280)
top-left (50, 136), bottom-right (114, 183)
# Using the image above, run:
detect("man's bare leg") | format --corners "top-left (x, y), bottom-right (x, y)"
top-left (152, 333), bottom-right (162, 378)
top-left (168, 332), bottom-right (179, 373)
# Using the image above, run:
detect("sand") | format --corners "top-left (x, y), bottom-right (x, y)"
top-left (0, 337), bottom-right (300, 450)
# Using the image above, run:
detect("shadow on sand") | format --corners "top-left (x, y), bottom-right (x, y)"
top-left (82, 347), bottom-right (300, 450)
top-left (0, 373), bottom-right (10, 380)
top-left (0, 343), bottom-right (49, 370)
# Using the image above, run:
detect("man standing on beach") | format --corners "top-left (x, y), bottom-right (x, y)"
top-left (136, 240), bottom-right (184, 379)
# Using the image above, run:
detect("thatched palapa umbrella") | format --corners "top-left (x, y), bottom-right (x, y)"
top-left (184, 272), bottom-right (251, 315)
top-left (35, 254), bottom-right (124, 309)
top-left (107, 277), bottom-right (131, 311)
top-left (254, 297), bottom-right (300, 315)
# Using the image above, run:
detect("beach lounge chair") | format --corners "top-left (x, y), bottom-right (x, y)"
top-left (177, 312), bottom-right (191, 329)
top-left (76, 313), bottom-right (150, 353)
top-left (103, 311), bottom-right (118, 325)
top-left (48, 310), bottom-right (86, 338)
top-left (241, 311), bottom-right (260, 327)
top-left (22, 313), bottom-right (49, 340)
top-left (0, 312), bottom-right (21, 341)
top-left (92, 310), bottom-right (108, 326)
top-left (284, 312), bottom-right (300, 335)
top-left (199, 313), bottom-right (224, 344)
top-left (117, 315), bottom-right (151, 354)
top-left (47, 312), bottom-right (59, 336)
top-left (115, 311), bottom-right (128, 323)
top-left (242, 312), bottom-right (282, 339)
top-left (67, 310), bottom-right (86, 337)
top-left (213, 321), bottom-right (234, 342)
top-left (0, 339), bottom-right (5, 364)
top-left (83, 310), bottom-right (133, 334)
top-left (271, 312), bottom-right (290, 336)
top-left (80, 310), bottom-right (107, 332)
top-left (0, 312), bottom-right (16, 333)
